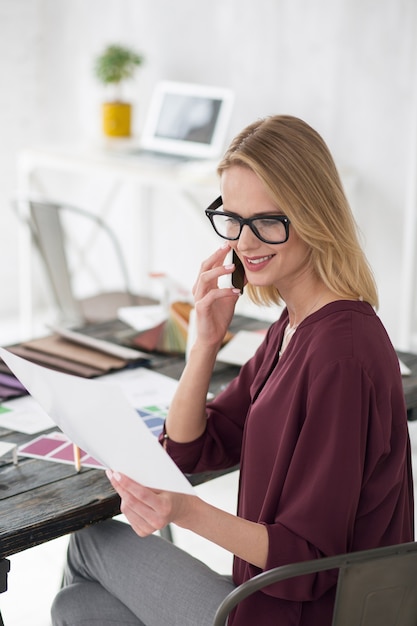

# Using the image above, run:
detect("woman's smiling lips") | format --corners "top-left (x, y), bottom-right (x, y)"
top-left (244, 254), bottom-right (275, 271)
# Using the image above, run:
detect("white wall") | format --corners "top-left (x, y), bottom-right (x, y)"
top-left (0, 0), bottom-right (416, 347)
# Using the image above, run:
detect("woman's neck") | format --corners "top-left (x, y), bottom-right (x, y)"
top-left (284, 285), bottom-right (340, 329)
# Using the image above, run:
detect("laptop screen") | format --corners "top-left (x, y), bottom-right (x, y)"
top-left (140, 81), bottom-right (234, 160)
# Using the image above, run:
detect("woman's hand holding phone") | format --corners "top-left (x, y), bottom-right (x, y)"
top-left (218, 249), bottom-right (245, 293)
top-left (191, 245), bottom-right (243, 349)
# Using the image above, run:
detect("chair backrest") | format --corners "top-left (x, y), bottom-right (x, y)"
top-left (29, 200), bottom-right (84, 325)
top-left (19, 199), bottom-right (137, 326)
top-left (212, 542), bottom-right (417, 626)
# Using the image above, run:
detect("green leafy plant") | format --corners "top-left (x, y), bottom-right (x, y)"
top-left (94, 44), bottom-right (144, 99)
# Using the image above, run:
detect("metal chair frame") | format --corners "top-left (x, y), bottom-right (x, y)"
top-left (13, 198), bottom-right (144, 326)
top-left (213, 541), bottom-right (417, 626)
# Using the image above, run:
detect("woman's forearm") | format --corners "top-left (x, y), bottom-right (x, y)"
top-left (178, 496), bottom-right (269, 570)
top-left (164, 341), bottom-right (219, 443)
top-left (164, 245), bottom-right (239, 443)
top-left (107, 472), bottom-right (269, 570)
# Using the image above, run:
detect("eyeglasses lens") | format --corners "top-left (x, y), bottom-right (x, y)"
top-left (211, 213), bottom-right (287, 244)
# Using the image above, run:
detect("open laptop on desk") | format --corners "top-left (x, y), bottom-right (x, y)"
top-left (130, 80), bottom-right (234, 163)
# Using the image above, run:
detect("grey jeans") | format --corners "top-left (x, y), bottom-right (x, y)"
top-left (51, 519), bottom-right (235, 626)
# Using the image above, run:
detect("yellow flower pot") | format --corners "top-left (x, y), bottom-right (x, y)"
top-left (102, 101), bottom-right (131, 137)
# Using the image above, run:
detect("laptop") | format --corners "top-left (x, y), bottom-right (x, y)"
top-left (135, 80), bottom-right (234, 162)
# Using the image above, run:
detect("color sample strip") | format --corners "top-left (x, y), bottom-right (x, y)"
top-left (136, 404), bottom-right (168, 437)
top-left (19, 433), bottom-right (104, 469)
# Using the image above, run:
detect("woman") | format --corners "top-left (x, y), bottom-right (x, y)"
top-left (51, 116), bottom-right (413, 626)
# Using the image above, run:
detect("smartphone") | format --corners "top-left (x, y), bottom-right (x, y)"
top-left (231, 250), bottom-right (245, 293)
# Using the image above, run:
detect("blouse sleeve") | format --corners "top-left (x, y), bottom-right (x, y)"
top-left (161, 325), bottom-right (276, 473)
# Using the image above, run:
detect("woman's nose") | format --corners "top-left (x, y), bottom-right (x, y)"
top-left (237, 223), bottom-right (259, 250)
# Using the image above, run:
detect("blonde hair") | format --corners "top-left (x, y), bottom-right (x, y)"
top-left (217, 115), bottom-right (378, 308)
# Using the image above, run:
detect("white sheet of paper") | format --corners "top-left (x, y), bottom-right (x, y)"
top-left (0, 348), bottom-right (194, 495)
top-left (98, 367), bottom-right (178, 408)
top-left (117, 305), bottom-right (167, 331)
top-left (0, 441), bottom-right (18, 464)
top-left (216, 330), bottom-right (266, 366)
top-left (399, 359), bottom-right (411, 376)
top-left (0, 394), bottom-right (55, 434)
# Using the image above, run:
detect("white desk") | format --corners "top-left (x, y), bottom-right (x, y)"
top-left (16, 143), bottom-right (219, 336)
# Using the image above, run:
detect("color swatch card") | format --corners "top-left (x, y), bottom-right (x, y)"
top-left (0, 371), bottom-right (28, 400)
top-left (136, 405), bottom-right (168, 438)
top-left (19, 432), bottom-right (104, 469)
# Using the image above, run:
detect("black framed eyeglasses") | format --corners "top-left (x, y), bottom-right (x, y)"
top-left (205, 196), bottom-right (290, 245)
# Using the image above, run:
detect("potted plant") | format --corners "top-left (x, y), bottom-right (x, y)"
top-left (94, 44), bottom-right (145, 138)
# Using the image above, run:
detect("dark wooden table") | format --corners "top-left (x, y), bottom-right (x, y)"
top-left (0, 322), bottom-right (416, 624)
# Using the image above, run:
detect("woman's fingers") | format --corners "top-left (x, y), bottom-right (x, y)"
top-left (106, 471), bottom-right (184, 537)
top-left (192, 244), bottom-right (232, 298)
top-left (189, 244), bottom-right (242, 347)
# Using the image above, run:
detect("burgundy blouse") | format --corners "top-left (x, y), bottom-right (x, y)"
top-left (163, 301), bottom-right (414, 626)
